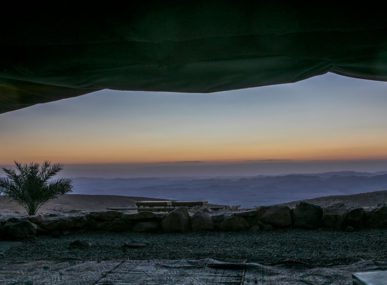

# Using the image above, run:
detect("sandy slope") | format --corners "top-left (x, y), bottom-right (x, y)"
top-left (282, 190), bottom-right (387, 208)
top-left (1, 190), bottom-right (386, 215)
top-left (0, 194), bottom-right (162, 215)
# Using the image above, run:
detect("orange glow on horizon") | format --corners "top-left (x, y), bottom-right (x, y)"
top-left (2, 136), bottom-right (387, 164)
top-left (1, 74), bottom-right (387, 166)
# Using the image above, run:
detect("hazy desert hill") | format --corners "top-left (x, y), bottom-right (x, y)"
top-left (1, 190), bottom-right (386, 216)
top-left (0, 194), bottom-right (163, 215)
top-left (2, 171), bottom-right (387, 212)
top-left (282, 189), bottom-right (387, 208)
top-left (70, 172), bottom-right (387, 207)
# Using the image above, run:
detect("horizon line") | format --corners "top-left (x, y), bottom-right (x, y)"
top-left (4, 157), bottom-right (387, 166)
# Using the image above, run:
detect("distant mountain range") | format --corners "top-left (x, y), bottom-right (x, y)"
top-left (68, 171), bottom-right (387, 208)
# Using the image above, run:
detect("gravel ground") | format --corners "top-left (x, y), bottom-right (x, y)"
top-left (2, 229), bottom-right (387, 267)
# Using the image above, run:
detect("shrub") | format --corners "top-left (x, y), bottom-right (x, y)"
top-left (0, 161), bottom-right (72, 215)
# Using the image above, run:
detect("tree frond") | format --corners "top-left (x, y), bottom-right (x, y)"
top-left (39, 162), bottom-right (62, 182)
top-left (1, 161), bottom-right (72, 215)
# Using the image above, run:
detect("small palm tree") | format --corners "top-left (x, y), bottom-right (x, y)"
top-left (0, 161), bottom-right (72, 215)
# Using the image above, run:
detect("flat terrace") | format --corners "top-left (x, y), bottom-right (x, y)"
top-left (1, 230), bottom-right (387, 284)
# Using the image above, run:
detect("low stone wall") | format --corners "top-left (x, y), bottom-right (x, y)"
top-left (0, 203), bottom-right (386, 240)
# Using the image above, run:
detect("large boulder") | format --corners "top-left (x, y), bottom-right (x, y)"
top-left (219, 215), bottom-right (249, 231)
top-left (69, 239), bottom-right (92, 249)
top-left (293, 202), bottom-right (323, 229)
top-left (28, 215), bottom-right (45, 226)
top-left (39, 216), bottom-right (87, 234)
top-left (96, 219), bottom-right (132, 232)
top-left (211, 214), bottom-right (230, 230)
top-left (124, 211), bottom-right (160, 221)
top-left (86, 211), bottom-right (131, 232)
top-left (235, 210), bottom-right (260, 227)
top-left (343, 208), bottom-right (366, 229)
top-left (0, 221), bottom-right (5, 239)
top-left (322, 203), bottom-right (347, 229)
top-left (162, 208), bottom-right (190, 232)
top-left (2, 220), bottom-right (37, 240)
top-left (366, 205), bottom-right (387, 228)
top-left (191, 211), bottom-right (214, 231)
top-left (258, 206), bottom-right (292, 228)
top-left (132, 221), bottom-right (160, 233)
top-left (86, 211), bottom-right (124, 222)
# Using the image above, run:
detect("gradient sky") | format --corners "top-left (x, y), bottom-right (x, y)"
top-left (1, 73), bottom-right (387, 166)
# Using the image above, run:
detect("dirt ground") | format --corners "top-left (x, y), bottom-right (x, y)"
top-left (3, 230), bottom-right (387, 265)
top-left (1, 230), bottom-right (387, 284)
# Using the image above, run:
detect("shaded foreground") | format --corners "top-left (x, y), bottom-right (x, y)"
top-left (1, 258), bottom-right (387, 285)
top-left (1, 230), bottom-right (387, 284)
top-left (1, 191), bottom-right (387, 284)
top-left (2, 230), bottom-right (387, 266)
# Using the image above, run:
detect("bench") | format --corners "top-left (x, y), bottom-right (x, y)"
top-left (136, 200), bottom-right (208, 212)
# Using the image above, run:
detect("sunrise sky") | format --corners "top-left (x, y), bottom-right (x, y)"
top-left (1, 73), bottom-right (387, 171)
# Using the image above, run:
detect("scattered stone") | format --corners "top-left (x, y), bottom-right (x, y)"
top-left (162, 207), bottom-right (190, 232)
top-left (132, 221), bottom-right (160, 233)
top-left (259, 206), bottom-right (292, 228)
top-left (211, 214), bottom-right (228, 228)
top-left (235, 210), bottom-right (259, 218)
top-left (2, 203), bottom-right (386, 237)
top-left (84, 211), bottom-right (134, 232)
top-left (86, 211), bottom-right (123, 222)
top-left (191, 211), bottom-right (214, 231)
top-left (206, 259), bottom-right (247, 269)
top-left (5, 217), bottom-right (21, 224)
top-left (366, 205), bottom-right (387, 228)
top-left (257, 222), bottom-right (274, 231)
top-left (101, 219), bottom-right (132, 232)
top-left (235, 210), bottom-right (260, 227)
top-left (121, 242), bottom-right (147, 249)
top-left (39, 218), bottom-right (63, 233)
top-left (343, 208), bottom-right (366, 229)
top-left (40, 216), bottom-right (87, 234)
top-left (249, 225), bottom-right (261, 232)
top-left (293, 202), bottom-right (323, 229)
top-left (68, 216), bottom-right (88, 229)
top-left (50, 231), bottom-right (62, 238)
top-left (345, 226), bottom-right (355, 232)
top-left (28, 215), bottom-right (44, 225)
top-left (219, 215), bottom-right (249, 231)
top-left (69, 240), bottom-right (92, 249)
top-left (124, 211), bottom-right (158, 221)
top-left (322, 203), bottom-right (347, 229)
top-left (2, 220), bottom-right (37, 240)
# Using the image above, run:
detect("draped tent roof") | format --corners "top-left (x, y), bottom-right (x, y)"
top-left (1, 1), bottom-right (387, 114)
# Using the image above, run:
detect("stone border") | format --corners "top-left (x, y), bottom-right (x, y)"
top-left (0, 203), bottom-right (386, 240)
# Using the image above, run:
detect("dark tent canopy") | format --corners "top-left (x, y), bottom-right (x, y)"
top-left (1, 1), bottom-right (387, 114)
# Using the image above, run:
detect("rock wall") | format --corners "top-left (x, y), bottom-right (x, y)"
top-left (1, 203), bottom-right (386, 240)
